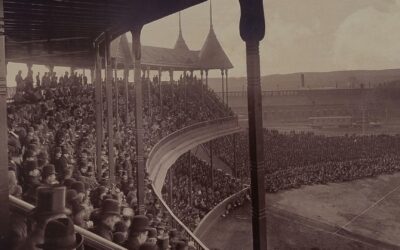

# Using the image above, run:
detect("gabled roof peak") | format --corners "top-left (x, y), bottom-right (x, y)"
top-left (174, 12), bottom-right (190, 51)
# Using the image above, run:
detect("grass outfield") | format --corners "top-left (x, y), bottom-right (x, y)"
top-left (202, 172), bottom-right (400, 249)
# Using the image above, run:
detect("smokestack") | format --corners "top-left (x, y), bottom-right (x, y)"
top-left (301, 73), bottom-right (305, 88)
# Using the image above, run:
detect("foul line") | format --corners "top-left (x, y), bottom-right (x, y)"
top-left (335, 182), bottom-right (400, 234)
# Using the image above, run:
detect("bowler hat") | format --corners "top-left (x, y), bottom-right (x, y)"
top-left (30, 186), bottom-right (70, 219)
top-left (156, 236), bottom-right (169, 250)
top-left (100, 199), bottom-right (120, 218)
top-left (37, 217), bottom-right (83, 250)
top-left (130, 215), bottom-right (151, 233)
top-left (148, 227), bottom-right (157, 238)
top-left (42, 164), bottom-right (56, 179)
top-left (71, 181), bottom-right (85, 194)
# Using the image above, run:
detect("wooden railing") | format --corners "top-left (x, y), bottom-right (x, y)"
top-left (193, 187), bottom-right (250, 239)
top-left (9, 195), bottom-right (128, 250)
top-left (147, 116), bottom-right (240, 193)
top-left (146, 116), bottom-right (242, 250)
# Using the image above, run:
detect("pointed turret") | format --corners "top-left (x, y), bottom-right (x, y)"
top-left (198, 1), bottom-right (233, 69)
top-left (174, 12), bottom-right (190, 51)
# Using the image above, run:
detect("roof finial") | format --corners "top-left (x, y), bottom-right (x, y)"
top-left (209, 0), bottom-right (213, 28)
top-left (179, 11), bottom-right (182, 35)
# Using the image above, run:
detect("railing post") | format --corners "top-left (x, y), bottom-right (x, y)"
top-left (94, 42), bottom-right (103, 180)
top-left (0, 0), bottom-right (9, 239)
top-left (105, 32), bottom-right (115, 185)
top-left (131, 26), bottom-right (145, 214)
top-left (239, 0), bottom-right (267, 249)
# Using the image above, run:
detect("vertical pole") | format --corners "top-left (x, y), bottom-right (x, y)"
top-left (184, 70), bottom-right (187, 112)
top-left (105, 33), bottom-right (115, 185)
top-left (114, 61), bottom-right (119, 130)
top-left (159, 69), bottom-right (163, 119)
top-left (209, 140), bottom-right (214, 194)
top-left (226, 69), bottom-right (229, 106)
top-left (239, 0), bottom-right (267, 248)
top-left (0, 0), bottom-right (9, 237)
top-left (95, 43), bottom-right (103, 180)
top-left (205, 69), bottom-right (209, 89)
top-left (124, 63), bottom-right (129, 124)
top-left (188, 151), bottom-right (192, 206)
top-left (131, 26), bottom-right (145, 214)
top-left (221, 69), bottom-right (225, 104)
top-left (169, 70), bottom-right (173, 84)
top-left (48, 65), bottom-right (54, 74)
top-left (147, 67), bottom-right (152, 121)
top-left (169, 169), bottom-right (173, 205)
top-left (233, 133), bottom-right (237, 178)
top-left (200, 70), bottom-right (204, 102)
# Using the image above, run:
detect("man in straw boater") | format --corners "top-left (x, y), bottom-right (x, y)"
top-left (36, 217), bottom-right (84, 250)
top-left (20, 185), bottom-right (71, 250)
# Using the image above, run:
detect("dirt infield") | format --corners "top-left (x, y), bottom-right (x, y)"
top-left (202, 172), bottom-right (400, 249)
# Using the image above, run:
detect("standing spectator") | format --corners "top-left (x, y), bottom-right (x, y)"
top-left (36, 217), bottom-right (83, 250)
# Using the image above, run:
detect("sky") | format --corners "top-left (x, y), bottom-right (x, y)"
top-left (7, 0), bottom-right (400, 85)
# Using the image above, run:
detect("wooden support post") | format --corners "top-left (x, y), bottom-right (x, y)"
top-left (226, 69), bottom-right (229, 106)
top-left (105, 33), bottom-right (115, 185)
top-left (169, 70), bottom-right (173, 84)
top-left (95, 43), bottom-right (103, 180)
top-left (221, 69), bottom-right (225, 104)
top-left (131, 26), bottom-right (145, 214)
top-left (0, 0), bottom-right (9, 238)
top-left (184, 70), bottom-right (187, 112)
top-left (159, 69), bottom-right (163, 119)
top-left (239, 0), bottom-right (267, 248)
top-left (205, 69), bottom-right (209, 89)
top-left (233, 133), bottom-right (237, 178)
top-left (209, 140), bottom-right (214, 194)
top-left (147, 67), bottom-right (152, 121)
top-left (200, 70), bottom-right (204, 102)
top-left (48, 65), bottom-right (54, 74)
top-left (169, 168), bottom-right (173, 205)
top-left (114, 61), bottom-right (119, 130)
top-left (124, 64), bottom-right (129, 124)
top-left (188, 151), bottom-right (192, 206)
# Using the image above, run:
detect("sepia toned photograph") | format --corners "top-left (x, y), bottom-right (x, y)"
top-left (1, 0), bottom-right (400, 249)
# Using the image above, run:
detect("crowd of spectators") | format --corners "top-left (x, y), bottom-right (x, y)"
top-left (6, 69), bottom-right (232, 250)
top-left (212, 129), bottom-right (400, 193)
top-left (162, 153), bottom-right (243, 231)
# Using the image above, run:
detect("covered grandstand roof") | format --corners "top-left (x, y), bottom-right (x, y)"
top-left (198, 25), bottom-right (233, 70)
top-left (4, 0), bottom-right (206, 68)
top-left (111, 28), bottom-right (233, 71)
top-left (198, 2), bottom-right (233, 70)
top-left (173, 12), bottom-right (190, 51)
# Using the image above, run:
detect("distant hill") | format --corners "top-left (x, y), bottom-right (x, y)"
top-left (208, 68), bottom-right (400, 92)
